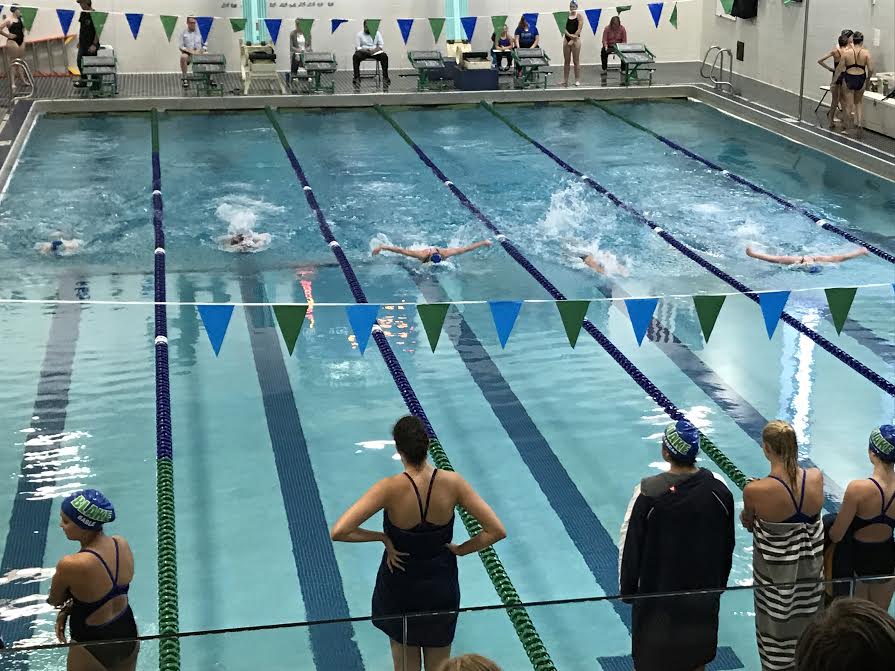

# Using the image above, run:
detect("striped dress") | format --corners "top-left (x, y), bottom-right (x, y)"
top-left (752, 517), bottom-right (825, 671)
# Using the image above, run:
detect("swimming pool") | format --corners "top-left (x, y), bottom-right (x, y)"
top-left (0, 99), bottom-right (893, 670)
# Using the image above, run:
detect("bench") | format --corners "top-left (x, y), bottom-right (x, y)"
top-left (185, 54), bottom-right (225, 96)
top-left (512, 48), bottom-right (550, 90)
top-left (407, 51), bottom-right (449, 91)
top-left (613, 43), bottom-right (656, 86)
top-left (298, 52), bottom-right (337, 94)
top-left (78, 55), bottom-right (117, 97)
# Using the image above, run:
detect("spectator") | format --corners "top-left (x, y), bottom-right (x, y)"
top-left (827, 426), bottom-right (895, 611)
top-left (179, 16), bottom-right (204, 89)
top-left (331, 416), bottom-right (506, 671)
top-left (795, 597), bottom-right (895, 670)
top-left (601, 15), bottom-right (627, 74)
top-left (0, 6), bottom-right (26, 92)
top-left (289, 18), bottom-right (311, 83)
top-left (619, 420), bottom-right (735, 671)
top-left (353, 20), bottom-right (390, 87)
top-left (741, 420), bottom-right (824, 671)
top-left (833, 31), bottom-right (874, 137)
top-left (75, 0), bottom-right (99, 88)
top-left (514, 16), bottom-right (539, 49)
top-left (440, 654), bottom-right (502, 670)
top-left (562, 1), bottom-right (584, 87)
top-left (47, 489), bottom-right (139, 670)
top-left (491, 25), bottom-right (513, 71)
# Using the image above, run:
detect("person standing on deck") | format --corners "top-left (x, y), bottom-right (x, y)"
top-left (75, 0), bottom-right (99, 88)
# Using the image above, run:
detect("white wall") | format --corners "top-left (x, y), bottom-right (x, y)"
top-left (701, 0), bottom-right (894, 97)
top-left (14, 0), bottom-right (704, 73)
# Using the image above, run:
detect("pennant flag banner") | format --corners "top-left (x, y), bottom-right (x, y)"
top-left (20, 7), bottom-right (37, 32)
top-left (670, 3), bottom-right (679, 28)
top-left (490, 301), bottom-right (523, 349)
top-left (198, 305), bottom-right (234, 357)
top-left (460, 16), bottom-right (477, 41)
top-left (758, 291), bottom-right (790, 338)
top-left (298, 18), bottom-right (314, 37)
top-left (91, 11), bottom-right (109, 40)
top-left (331, 18), bottom-right (348, 33)
top-left (397, 18), bottom-right (414, 45)
top-left (625, 297), bottom-right (659, 345)
top-left (648, 3), bottom-right (664, 27)
top-left (491, 15), bottom-right (508, 35)
top-left (553, 11), bottom-right (569, 35)
top-left (273, 305), bottom-right (308, 356)
top-left (693, 295), bottom-right (726, 343)
top-left (346, 304), bottom-right (380, 355)
top-left (229, 17), bottom-right (246, 32)
top-left (160, 15), bottom-right (178, 42)
top-left (429, 17), bottom-right (445, 42)
top-left (585, 8), bottom-right (603, 34)
top-left (556, 300), bottom-right (590, 348)
top-left (417, 303), bottom-right (450, 352)
top-left (264, 18), bottom-right (282, 44)
top-left (824, 287), bottom-right (857, 335)
top-left (196, 16), bottom-right (214, 44)
top-left (719, 0), bottom-right (735, 14)
top-left (365, 18), bottom-right (381, 37)
top-left (125, 13), bottom-right (144, 40)
top-left (56, 8), bottom-right (75, 36)
top-left (523, 12), bottom-right (539, 29)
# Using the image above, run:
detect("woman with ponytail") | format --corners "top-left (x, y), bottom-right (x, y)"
top-left (741, 420), bottom-right (825, 671)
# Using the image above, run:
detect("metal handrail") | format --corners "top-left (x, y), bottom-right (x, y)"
top-left (700, 45), bottom-right (734, 94)
top-left (9, 58), bottom-right (35, 101)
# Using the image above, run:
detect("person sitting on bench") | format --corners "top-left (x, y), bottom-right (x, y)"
top-left (353, 21), bottom-right (390, 86)
top-left (514, 16), bottom-right (540, 50)
top-left (601, 15), bottom-right (627, 74)
top-left (180, 16), bottom-right (204, 88)
top-left (492, 25), bottom-right (513, 71)
top-left (289, 18), bottom-right (311, 83)
top-left (372, 240), bottom-right (492, 264)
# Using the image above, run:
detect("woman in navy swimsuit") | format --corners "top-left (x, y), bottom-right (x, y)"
top-left (48, 489), bottom-right (139, 671)
top-left (833, 32), bottom-right (874, 136)
top-left (331, 416), bottom-right (506, 671)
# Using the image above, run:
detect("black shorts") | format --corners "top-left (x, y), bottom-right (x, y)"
top-left (853, 537), bottom-right (895, 581)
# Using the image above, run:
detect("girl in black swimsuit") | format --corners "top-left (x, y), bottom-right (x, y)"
top-left (817, 31), bottom-right (852, 130)
top-left (562, 1), bottom-right (583, 87)
top-left (0, 6), bottom-right (27, 90)
top-left (833, 32), bottom-right (874, 135)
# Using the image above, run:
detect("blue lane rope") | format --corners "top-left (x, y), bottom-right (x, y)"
top-left (478, 102), bottom-right (895, 398)
top-left (587, 100), bottom-right (895, 265)
top-left (263, 107), bottom-right (556, 671)
top-left (373, 105), bottom-right (750, 490)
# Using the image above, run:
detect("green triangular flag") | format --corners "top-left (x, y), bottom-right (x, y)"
top-left (824, 287), bottom-right (857, 335)
top-left (429, 17), bottom-right (446, 42)
top-left (719, 0), bottom-right (734, 14)
top-left (417, 303), bottom-right (450, 352)
top-left (298, 18), bottom-right (315, 37)
top-left (490, 15), bottom-right (508, 35)
top-left (91, 11), bottom-right (109, 40)
top-left (20, 7), bottom-right (37, 32)
top-left (693, 295), bottom-right (726, 343)
top-left (670, 3), bottom-right (678, 28)
top-left (616, 6), bottom-right (632, 14)
top-left (229, 17), bottom-right (247, 33)
top-left (553, 11), bottom-right (570, 35)
top-left (272, 305), bottom-right (308, 356)
top-left (160, 15), bottom-right (178, 42)
top-left (365, 19), bottom-right (381, 38)
top-left (556, 300), bottom-right (590, 348)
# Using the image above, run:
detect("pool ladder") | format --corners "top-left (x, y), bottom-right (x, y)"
top-left (701, 46), bottom-right (735, 95)
top-left (7, 58), bottom-right (35, 102)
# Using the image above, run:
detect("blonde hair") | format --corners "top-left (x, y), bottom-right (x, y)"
top-left (440, 654), bottom-right (502, 671)
top-left (763, 420), bottom-right (799, 489)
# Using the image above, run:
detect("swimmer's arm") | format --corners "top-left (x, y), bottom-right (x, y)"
top-left (745, 247), bottom-right (798, 265)
top-left (817, 49), bottom-right (836, 73)
top-left (583, 254), bottom-right (606, 274)
top-left (816, 247), bottom-right (868, 263)
top-left (47, 556), bottom-right (75, 607)
top-left (866, 52), bottom-right (875, 79)
top-left (440, 240), bottom-right (492, 258)
top-left (372, 245), bottom-right (427, 261)
top-left (448, 476), bottom-right (506, 557)
top-left (828, 482), bottom-right (861, 543)
top-left (330, 480), bottom-right (389, 545)
top-left (740, 481), bottom-right (759, 532)
top-left (832, 59), bottom-right (846, 81)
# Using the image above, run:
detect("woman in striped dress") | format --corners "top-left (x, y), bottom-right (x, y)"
top-left (741, 421), bottom-right (825, 671)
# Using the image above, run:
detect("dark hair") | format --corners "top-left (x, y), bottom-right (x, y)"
top-left (853, 31), bottom-right (864, 44)
top-left (838, 34), bottom-right (850, 47)
top-left (517, 17), bottom-right (528, 31)
top-left (795, 598), bottom-right (895, 670)
top-left (392, 416), bottom-right (429, 466)
top-left (841, 29), bottom-right (853, 37)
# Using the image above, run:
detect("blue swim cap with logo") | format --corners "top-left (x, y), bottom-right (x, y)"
top-left (869, 425), bottom-right (895, 463)
top-left (61, 489), bottom-right (116, 530)
top-left (662, 420), bottom-right (702, 464)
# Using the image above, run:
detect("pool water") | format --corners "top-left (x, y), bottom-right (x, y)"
top-left (0, 100), bottom-right (893, 670)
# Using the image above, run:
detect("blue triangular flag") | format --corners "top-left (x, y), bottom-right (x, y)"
top-left (648, 3), bottom-right (664, 28)
top-left (331, 18), bottom-right (348, 33)
top-left (57, 9), bottom-right (75, 36)
top-left (264, 18), bottom-right (282, 44)
top-left (759, 291), bottom-right (790, 338)
top-left (196, 16), bottom-right (214, 44)
top-left (125, 13), bottom-right (143, 40)
top-left (346, 304), bottom-right (380, 355)
top-left (460, 16), bottom-right (477, 41)
top-left (584, 8), bottom-right (603, 34)
top-left (397, 18), bottom-right (414, 44)
top-left (197, 305), bottom-right (234, 357)
top-left (523, 13), bottom-right (539, 29)
top-left (624, 298), bottom-right (659, 346)
top-left (489, 301), bottom-right (523, 349)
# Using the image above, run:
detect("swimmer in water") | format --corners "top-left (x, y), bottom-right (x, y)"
top-left (372, 240), bottom-right (492, 264)
top-left (219, 230), bottom-right (272, 253)
top-left (36, 237), bottom-right (81, 256)
top-left (746, 246), bottom-right (868, 272)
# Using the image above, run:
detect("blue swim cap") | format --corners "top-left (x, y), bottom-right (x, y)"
top-left (806, 264), bottom-right (822, 274)
top-left (50, 240), bottom-right (63, 252)
top-left (61, 489), bottom-right (116, 530)
top-left (662, 420), bottom-right (702, 464)
top-left (870, 425), bottom-right (895, 463)
top-left (430, 252), bottom-right (443, 264)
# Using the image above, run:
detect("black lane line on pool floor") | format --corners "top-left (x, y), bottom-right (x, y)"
top-left (238, 267), bottom-right (364, 671)
top-left (481, 103), bottom-right (895, 397)
top-left (0, 273), bottom-right (85, 646)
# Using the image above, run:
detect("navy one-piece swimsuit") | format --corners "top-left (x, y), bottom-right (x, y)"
top-left (372, 470), bottom-right (459, 647)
